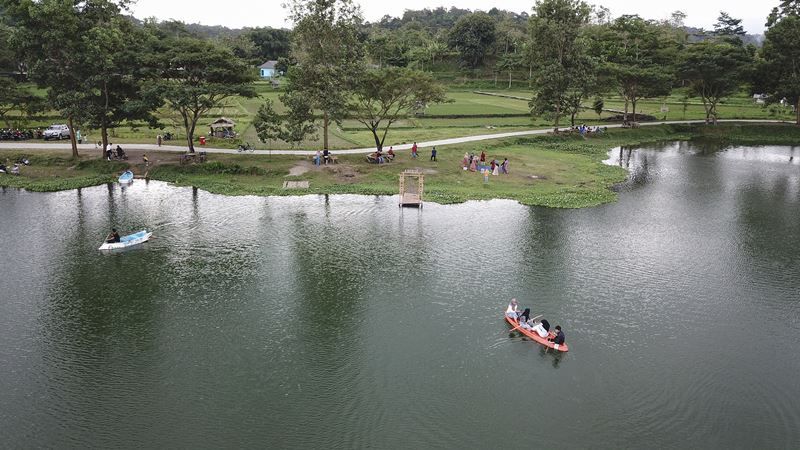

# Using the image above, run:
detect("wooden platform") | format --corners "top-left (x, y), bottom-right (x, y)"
top-left (400, 193), bottom-right (422, 207)
top-left (399, 170), bottom-right (424, 208)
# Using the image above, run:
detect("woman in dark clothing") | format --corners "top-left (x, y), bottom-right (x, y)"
top-left (518, 308), bottom-right (531, 323)
top-left (540, 319), bottom-right (550, 332)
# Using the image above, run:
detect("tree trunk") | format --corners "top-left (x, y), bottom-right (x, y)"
top-left (372, 127), bottom-right (382, 151)
top-left (508, 72), bottom-right (512, 89)
top-left (623, 98), bottom-right (629, 123)
top-left (323, 113), bottom-right (330, 150)
top-left (632, 100), bottom-right (637, 123)
top-left (101, 126), bottom-right (109, 157)
top-left (494, 73), bottom-right (497, 87)
top-left (67, 116), bottom-right (78, 159)
top-left (796, 99), bottom-right (800, 125)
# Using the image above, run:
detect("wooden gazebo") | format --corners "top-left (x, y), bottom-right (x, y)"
top-left (399, 170), bottom-right (424, 208)
top-left (209, 117), bottom-right (236, 138)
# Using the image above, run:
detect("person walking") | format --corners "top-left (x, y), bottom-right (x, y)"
top-left (411, 142), bottom-right (418, 158)
top-left (430, 146), bottom-right (437, 162)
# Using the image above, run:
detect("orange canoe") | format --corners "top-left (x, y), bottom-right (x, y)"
top-left (504, 315), bottom-right (569, 352)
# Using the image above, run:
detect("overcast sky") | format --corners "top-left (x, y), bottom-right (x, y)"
top-left (129, 0), bottom-right (774, 34)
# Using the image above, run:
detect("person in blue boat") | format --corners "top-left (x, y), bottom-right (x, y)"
top-left (548, 325), bottom-right (565, 345)
top-left (106, 228), bottom-right (121, 243)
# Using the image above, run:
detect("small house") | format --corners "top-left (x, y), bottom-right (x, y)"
top-left (209, 117), bottom-right (236, 138)
top-left (259, 60), bottom-right (278, 79)
top-left (753, 94), bottom-right (768, 104)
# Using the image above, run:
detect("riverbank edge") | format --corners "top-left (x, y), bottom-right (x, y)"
top-left (2, 124), bottom-right (799, 208)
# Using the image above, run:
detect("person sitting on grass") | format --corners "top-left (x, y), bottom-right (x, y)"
top-left (387, 147), bottom-right (395, 161)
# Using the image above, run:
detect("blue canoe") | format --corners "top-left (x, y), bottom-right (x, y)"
top-left (119, 170), bottom-right (134, 184)
top-left (99, 230), bottom-right (152, 251)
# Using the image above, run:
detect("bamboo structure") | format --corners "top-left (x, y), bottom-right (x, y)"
top-left (399, 170), bottom-right (424, 208)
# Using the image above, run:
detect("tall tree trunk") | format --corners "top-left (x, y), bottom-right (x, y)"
top-left (323, 113), bottom-right (330, 151)
top-left (508, 71), bottom-right (512, 89)
top-left (632, 99), bottom-right (637, 123)
top-left (372, 126), bottom-right (382, 151)
top-left (796, 99), bottom-right (800, 125)
top-left (623, 97), bottom-right (629, 123)
top-left (101, 126), bottom-right (109, 157)
top-left (67, 116), bottom-right (78, 159)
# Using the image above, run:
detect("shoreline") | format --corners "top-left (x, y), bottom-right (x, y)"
top-left (2, 123), bottom-right (799, 209)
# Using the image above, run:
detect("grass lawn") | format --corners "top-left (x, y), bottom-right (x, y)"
top-left (4, 123), bottom-right (799, 208)
top-left (4, 87), bottom-right (796, 152)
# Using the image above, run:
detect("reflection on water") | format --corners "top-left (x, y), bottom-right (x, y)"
top-left (1, 143), bottom-right (800, 447)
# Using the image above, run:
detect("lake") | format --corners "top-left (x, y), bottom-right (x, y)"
top-left (1, 142), bottom-right (798, 448)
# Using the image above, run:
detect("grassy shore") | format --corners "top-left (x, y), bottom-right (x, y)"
top-left (2, 124), bottom-right (799, 208)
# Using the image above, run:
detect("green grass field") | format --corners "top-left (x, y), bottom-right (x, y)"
top-left (2, 82), bottom-right (796, 151)
top-left (4, 124), bottom-right (800, 208)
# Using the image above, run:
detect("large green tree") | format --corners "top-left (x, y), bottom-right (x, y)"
top-left (598, 15), bottom-right (676, 122)
top-left (156, 36), bottom-right (256, 152)
top-left (348, 67), bottom-right (447, 151)
top-left (281, 0), bottom-right (365, 150)
top-left (679, 41), bottom-right (752, 123)
top-left (528, 0), bottom-right (596, 126)
top-left (448, 12), bottom-right (497, 68)
top-left (758, 13), bottom-right (800, 125)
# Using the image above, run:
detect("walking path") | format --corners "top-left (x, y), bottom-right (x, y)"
top-left (0, 120), bottom-right (792, 156)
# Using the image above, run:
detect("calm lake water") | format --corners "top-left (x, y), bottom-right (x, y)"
top-left (1, 142), bottom-right (799, 448)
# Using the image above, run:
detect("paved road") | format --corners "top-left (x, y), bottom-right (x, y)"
top-left (0, 120), bottom-right (792, 156)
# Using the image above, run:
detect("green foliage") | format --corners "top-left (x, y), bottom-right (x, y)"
top-left (528, 0), bottom-right (596, 126)
top-left (594, 15), bottom-right (677, 122)
top-left (252, 99), bottom-right (283, 145)
top-left (678, 41), bottom-right (752, 122)
top-left (447, 12), bottom-right (497, 68)
top-left (154, 36), bottom-right (256, 151)
top-left (282, 0), bottom-right (365, 149)
top-left (349, 67), bottom-right (448, 150)
top-left (757, 14), bottom-right (800, 125)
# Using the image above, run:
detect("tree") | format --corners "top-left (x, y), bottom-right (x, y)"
top-left (448, 12), bottom-right (497, 68)
top-left (757, 13), bottom-right (800, 125)
top-left (244, 27), bottom-right (292, 63)
top-left (0, 77), bottom-right (41, 127)
top-left (767, 1), bottom-right (800, 26)
top-left (156, 37), bottom-right (256, 152)
top-left (678, 41), bottom-right (752, 123)
top-left (5, 0), bottom-right (120, 158)
top-left (282, 0), bottom-right (365, 150)
top-left (714, 12), bottom-right (746, 37)
top-left (597, 15), bottom-right (676, 123)
top-left (528, 0), bottom-right (596, 126)
top-left (348, 68), bottom-right (447, 151)
top-left (592, 97), bottom-right (604, 119)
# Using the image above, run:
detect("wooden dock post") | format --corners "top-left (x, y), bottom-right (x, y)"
top-left (399, 170), bottom-right (424, 208)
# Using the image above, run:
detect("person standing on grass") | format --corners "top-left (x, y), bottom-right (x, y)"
top-left (480, 150), bottom-right (486, 164)
top-left (501, 158), bottom-right (509, 174)
top-left (430, 146), bottom-right (437, 162)
top-left (411, 142), bottom-right (418, 158)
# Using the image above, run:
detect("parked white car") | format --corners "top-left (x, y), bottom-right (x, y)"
top-left (43, 124), bottom-right (70, 140)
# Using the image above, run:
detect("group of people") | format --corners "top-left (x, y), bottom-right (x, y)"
top-left (505, 298), bottom-right (565, 345)
top-left (0, 157), bottom-right (29, 176)
top-left (367, 147), bottom-right (396, 164)
top-left (313, 149), bottom-right (335, 166)
top-left (461, 150), bottom-right (509, 175)
top-left (105, 143), bottom-right (127, 161)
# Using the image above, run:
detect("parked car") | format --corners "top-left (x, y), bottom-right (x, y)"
top-left (43, 124), bottom-right (70, 140)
